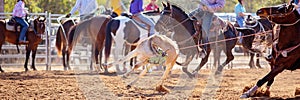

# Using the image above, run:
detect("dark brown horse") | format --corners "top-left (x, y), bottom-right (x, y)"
top-left (55, 19), bottom-right (77, 70)
top-left (236, 15), bottom-right (273, 68)
top-left (0, 17), bottom-right (47, 72)
top-left (241, 3), bottom-right (300, 98)
top-left (155, 2), bottom-right (238, 77)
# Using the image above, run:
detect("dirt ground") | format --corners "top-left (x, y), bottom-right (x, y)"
top-left (1, 67), bottom-right (300, 100)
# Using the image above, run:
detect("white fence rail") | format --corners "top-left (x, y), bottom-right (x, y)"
top-left (0, 12), bottom-right (92, 71)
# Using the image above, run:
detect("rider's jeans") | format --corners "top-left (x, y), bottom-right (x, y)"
top-left (133, 13), bottom-right (155, 36)
top-left (14, 17), bottom-right (29, 41)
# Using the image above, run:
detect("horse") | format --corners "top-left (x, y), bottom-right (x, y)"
top-left (0, 16), bottom-right (47, 72)
top-left (241, 3), bottom-right (300, 98)
top-left (56, 15), bottom-right (114, 71)
top-left (236, 15), bottom-right (273, 68)
top-left (105, 34), bottom-right (179, 92)
top-left (55, 10), bottom-right (118, 71)
top-left (55, 19), bottom-right (77, 70)
top-left (103, 12), bottom-right (160, 73)
top-left (155, 2), bottom-right (238, 77)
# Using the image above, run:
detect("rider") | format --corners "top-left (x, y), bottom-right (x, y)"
top-left (66, 0), bottom-right (98, 21)
top-left (13, 0), bottom-right (29, 44)
top-left (144, 0), bottom-right (159, 12)
top-left (235, 0), bottom-right (247, 28)
top-left (190, 0), bottom-right (226, 58)
top-left (290, 0), bottom-right (300, 14)
top-left (130, 0), bottom-right (155, 36)
top-left (235, 0), bottom-right (247, 44)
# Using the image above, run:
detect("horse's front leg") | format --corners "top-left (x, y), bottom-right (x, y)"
top-left (256, 53), bottom-right (262, 68)
top-left (24, 48), bottom-right (31, 72)
top-left (249, 53), bottom-right (255, 68)
top-left (0, 65), bottom-right (4, 72)
top-left (240, 66), bottom-right (284, 98)
top-left (126, 62), bottom-right (150, 89)
top-left (215, 48), bottom-right (234, 75)
top-left (31, 49), bottom-right (37, 71)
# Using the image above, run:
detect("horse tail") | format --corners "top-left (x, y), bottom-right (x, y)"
top-left (104, 20), bottom-right (114, 60)
top-left (55, 27), bottom-right (63, 56)
top-left (67, 25), bottom-right (78, 54)
top-left (104, 19), bottom-right (120, 60)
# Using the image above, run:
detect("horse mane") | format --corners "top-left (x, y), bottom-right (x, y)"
top-left (171, 5), bottom-right (189, 18)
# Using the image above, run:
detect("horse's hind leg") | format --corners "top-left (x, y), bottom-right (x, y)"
top-left (256, 53), bottom-right (262, 68)
top-left (215, 48), bottom-right (234, 75)
top-left (62, 46), bottom-right (68, 70)
top-left (193, 48), bottom-right (211, 75)
top-left (24, 49), bottom-right (31, 72)
top-left (89, 45), bottom-right (95, 71)
top-left (0, 65), bottom-right (3, 72)
top-left (126, 62), bottom-right (152, 89)
top-left (249, 53), bottom-right (255, 68)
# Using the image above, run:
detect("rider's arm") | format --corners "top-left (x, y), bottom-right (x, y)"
top-left (70, 0), bottom-right (81, 15)
top-left (204, 0), bottom-right (225, 12)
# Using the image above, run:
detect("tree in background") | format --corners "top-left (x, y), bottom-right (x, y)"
top-left (2, 0), bottom-right (292, 14)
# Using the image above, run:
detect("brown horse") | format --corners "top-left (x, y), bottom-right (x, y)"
top-left (0, 17), bottom-right (47, 72)
top-left (55, 15), bottom-right (113, 71)
top-left (241, 3), bottom-right (300, 98)
top-left (55, 19), bottom-right (77, 70)
top-left (55, 10), bottom-right (118, 70)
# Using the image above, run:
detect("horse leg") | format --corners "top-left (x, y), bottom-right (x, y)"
top-left (31, 49), bottom-right (37, 71)
top-left (89, 45), bottom-right (95, 71)
top-left (256, 53), bottom-right (262, 68)
top-left (66, 50), bottom-right (71, 70)
top-left (181, 54), bottom-right (194, 78)
top-left (213, 48), bottom-right (221, 69)
top-left (0, 44), bottom-right (4, 72)
top-left (155, 57), bottom-right (177, 93)
top-left (123, 61), bottom-right (147, 78)
top-left (126, 62), bottom-right (151, 89)
top-left (24, 49), bottom-right (31, 72)
top-left (0, 65), bottom-right (3, 72)
top-left (265, 78), bottom-right (274, 95)
top-left (215, 48), bottom-right (234, 75)
top-left (94, 46), bottom-right (100, 71)
top-left (240, 66), bottom-right (284, 98)
top-left (62, 46), bottom-right (68, 70)
top-left (249, 53), bottom-right (255, 68)
top-left (192, 48), bottom-right (212, 75)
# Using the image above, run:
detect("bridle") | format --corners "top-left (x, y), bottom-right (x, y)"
top-left (266, 4), bottom-right (300, 59)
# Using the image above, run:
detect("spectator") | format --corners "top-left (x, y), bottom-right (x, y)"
top-left (66, 0), bottom-right (98, 21)
top-left (144, 0), bottom-right (159, 12)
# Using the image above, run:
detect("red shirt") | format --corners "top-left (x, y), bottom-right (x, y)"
top-left (144, 3), bottom-right (159, 11)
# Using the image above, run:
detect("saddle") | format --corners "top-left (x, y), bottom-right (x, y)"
top-left (5, 18), bottom-right (33, 32)
top-left (120, 12), bottom-right (151, 30)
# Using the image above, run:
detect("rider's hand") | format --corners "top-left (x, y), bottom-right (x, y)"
top-left (66, 13), bottom-right (71, 18)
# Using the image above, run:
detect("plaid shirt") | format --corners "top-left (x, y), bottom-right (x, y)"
top-left (13, 1), bottom-right (26, 18)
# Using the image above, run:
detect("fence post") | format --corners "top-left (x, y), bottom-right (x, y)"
top-left (45, 11), bottom-right (51, 71)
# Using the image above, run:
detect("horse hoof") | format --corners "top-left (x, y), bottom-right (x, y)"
top-left (126, 85), bottom-right (132, 89)
top-left (25, 68), bottom-right (29, 72)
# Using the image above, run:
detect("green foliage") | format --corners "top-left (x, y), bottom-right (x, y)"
top-left (3, 0), bottom-right (292, 14)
